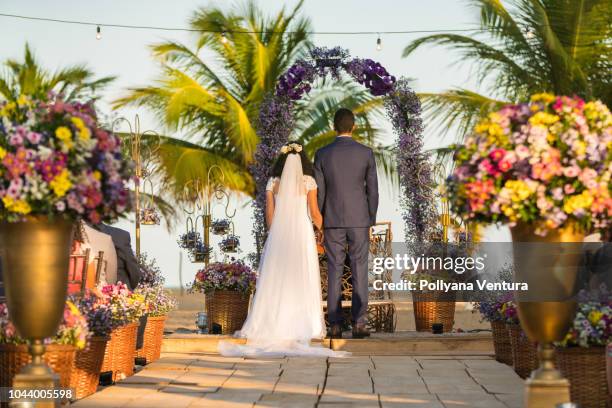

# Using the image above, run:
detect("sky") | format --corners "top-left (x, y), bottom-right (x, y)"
top-left (0, 0), bottom-right (510, 287)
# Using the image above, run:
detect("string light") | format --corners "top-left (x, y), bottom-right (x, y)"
top-left (96, 25), bottom-right (101, 40)
top-left (0, 12), bottom-right (482, 36)
top-left (221, 32), bottom-right (228, 44)
top-left (524, 27), bottom-right (535, 39)
top-left (376, 35), bottom-right (382, 51)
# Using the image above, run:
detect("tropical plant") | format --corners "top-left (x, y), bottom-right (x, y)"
top-left (403, 0), bottom-right (612, 138)
top-left (0, 44), bottom-right (115, 102)
top-left (113, 1), bottom-right (390, 201)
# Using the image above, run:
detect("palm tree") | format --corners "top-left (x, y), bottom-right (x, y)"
top-left (0, 43), bottom-right (115, 102)
top-left (403, 0), bottom-right (612, 138)
top-left (114, 1), bottom-right (391, 201)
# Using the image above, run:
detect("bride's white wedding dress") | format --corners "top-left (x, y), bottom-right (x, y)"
top-left (218, 154), bottom-right (348, 357)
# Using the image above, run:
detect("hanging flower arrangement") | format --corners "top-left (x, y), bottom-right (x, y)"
top-left (220, 235), bottom-right (240, 253)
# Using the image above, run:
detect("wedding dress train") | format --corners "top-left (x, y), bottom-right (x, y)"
top-left (218, 154), bottom-right (348, 357)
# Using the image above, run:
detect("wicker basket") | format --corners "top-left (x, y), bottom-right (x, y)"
top-left (412, 290), bottom-right (456, 332)
top-left (101, 322), bottom-right (138, 382)
top-left (70, 336), bottom-right (107, 400)
top-left (556, 346), bottom-right (608, 408)
top-left (135, 316), bottom-right (166, 364)
top-left (0, 343), bottom-right (76, 388)
top-left (491, 320), bottom-right (513, 365)
top-left (206, 290), bottom-right (250, 335)
top-left (507, 323), bottom-right (538, 379)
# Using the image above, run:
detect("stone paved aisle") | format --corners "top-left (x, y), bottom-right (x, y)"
top-left (72, 353), bottom-right (524, 408)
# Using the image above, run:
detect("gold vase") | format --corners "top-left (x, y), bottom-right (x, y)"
top-left (511, 222), bottom-right (584, 408)
top-left (0, 217), bottom-right (74, 404)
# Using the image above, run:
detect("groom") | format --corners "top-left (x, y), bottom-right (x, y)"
top-left (314, 108), bottom-right (379, 339)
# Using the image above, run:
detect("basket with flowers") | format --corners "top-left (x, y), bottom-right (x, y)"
top-left (98, 283), bottom-right (146, 381)
top-left (0, 300), bottom-right (89, 388)
top-left (70, 292), bottom-right (113, 399)
top-left (134, 282), bottom-right (177, 363)
top-left (190, 261), bottom-right (256, 334)
top-left (554, 301), bottom-right (611, 407)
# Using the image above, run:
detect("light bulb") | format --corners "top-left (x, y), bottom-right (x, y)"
top-left (524, 28), bottom-right (534, 39)
top-left (376, 36), bottom-right (382, 51)
top-left (96, 25), bottom-right (101, 40)
top-left (221, 33), bottom-right (228, 44)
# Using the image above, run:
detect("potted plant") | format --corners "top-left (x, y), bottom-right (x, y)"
top-left (70, 292), bottom-right (113, 399)
top-left (189, 261), bottom-right (256, 335)
top-left (220, 235), bottom-right (240, 253)
top-left (555, 297), bottom-right (611, 408)
top-left (177, 230), bottom-right (201, 251)
top-left (501, 301), bottom-right (538, 379)
top-left (0, 96), bottom-right (130, 386)
top-left (139, 207), bottom-right (160, 226)
top-left (134, 255), bottom-right (176, 364)
top-left (447, 94), bottom-right (611, 387)
top-left (211, 219), bottom-right (231, 235)
top-left (189, 241), bottom-right (214, 263)
top-left (0, 300), bottom-right (89, 391)
top-left (99, 283), bottom-right (146, 382)
top-left (473, 263), bottom-right (514, 365)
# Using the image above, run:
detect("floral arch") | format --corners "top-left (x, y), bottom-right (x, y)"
top-left (251, 46), bottom-right (437, 253)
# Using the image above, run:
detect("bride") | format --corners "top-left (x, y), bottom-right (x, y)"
top-left (218, 143), bottom-right (348, 357)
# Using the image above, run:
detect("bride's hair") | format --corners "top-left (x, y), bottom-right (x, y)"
top-left (272, 145), bottom-right (314, 178)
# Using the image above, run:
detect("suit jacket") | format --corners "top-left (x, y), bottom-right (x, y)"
top-left (314, 136), bottom-right (379, 228)
top-left (83, 224), bottom-right (118, 285)
top-left (95, 224), bottom-right (142, 290)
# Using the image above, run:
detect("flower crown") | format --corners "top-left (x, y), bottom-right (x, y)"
top-left (280, 143), bottom-right (303, 154)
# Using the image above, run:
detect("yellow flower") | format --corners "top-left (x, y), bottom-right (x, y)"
top-left (16, 95), bottom-right (29, 107)
top-left (563, 191), bottom-right (594, 214)
top-left (504, 180), bottom-right (534, 202)
top-left (93, 171), bottom-right (102, 181)
top-left (70, 117), bottom-right (91, 140)
top-left (2, 196), bottom-right (31, 214)
top-left (71, 117), bottom-right (85, 129)
top-left (531, 93), bottom-right (556, 104)
top-left (50, 169), bottom-right (73, 197)
top-left (529, 112), bottom-right (559, 127)
top-left (0, 147), bottom-right (6, 159)
top-left (55, 126), bottom-right (73, 148)
top-left (588, 310), bottom-right (603, 325)
top-left (67, 300), bottom-right (80, 316)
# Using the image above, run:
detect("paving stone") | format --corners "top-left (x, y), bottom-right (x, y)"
top-left (437, 393), bottom-right (508, 407)
top-left (325, 377), bottom-right (374, 393)
top-left (327, 364), bottom-right (371, 377)
top-left (189, 359), bottom-right (237, 370)
top-left (221, 376), bottom-right (279, 392)
top-left (144, 358), bottom-right (196, 370)
top-left (94, 383), bottom-right (161, 397)
top-left (256, 392), bottom-right (318, 407)
top-left (319, 390), bottom-right (379, 404)
top-left (188, 390), bottom-right (262, 408)
top-left (379, 393), bottom-right (444, 408)
top-left (173, 371), bottom-right (231, 387)
top-left (160, 383), bottom-right (218, 393)
top-left (72, 395), bottom-right (134, 408)
top-left (119, 369), bottom-right (184, 384)
top-left (371, 356), bottom-right (416, 365)
top-left (495, 393), bottom-right (524, 408)
top-left (122, 391), bottom-right (203, 408)
top-left (424, 383), bottom-right (485, 394)
top-left (273, 381), bottom-right (320, 395)
top-left (460, 358), bottom-right (502, 369)
top-left (417, 359), bottom-right (466, 369)
top-left (480, 382), bottom-right (524, 394)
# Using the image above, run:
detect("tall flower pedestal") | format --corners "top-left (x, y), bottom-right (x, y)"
top-left (0, 219), bottom-right (74, 408)
top-left (511, 223), bottom-right (583, 408)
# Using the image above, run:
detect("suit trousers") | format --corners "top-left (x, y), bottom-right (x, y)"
top-left (324, 227), bottom-right (369, 326)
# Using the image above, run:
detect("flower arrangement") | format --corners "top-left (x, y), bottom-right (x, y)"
top-left (135, 284), bottom-right (177, 317)
top-left (138, 252), bottom-right (165, 286)
top-left (190, 241), bottom-right (213, 262)
top-left (71, 292), bottom-right (113, 337)
top-left (220, 235), bottom-right (240, 252)
top-left (0, 300), bottom-right (90, 349)
top-left (280, 143), bottom-right (302, 154)
top-left (500, 301), bottom-right (519, 325)
top-left (189, 261), bottom-right (256, 294)
top-left (139, 207), bottom-right (160, 225)
top-left (211, 219), bottom-right (231, 235)
top-left (558, 301), bottom-right (611, 348)
top-left (177, 230), bottom-right (201, 250)
top-left (447, 94), bottom-right (612, 235)
top-left (99, 282), bottom-right (146, 328)
top-left (0, 96), bottom-right (131, 223)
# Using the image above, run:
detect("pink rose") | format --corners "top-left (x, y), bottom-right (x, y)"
top-left (562, 166), bottom-right (580, 178)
